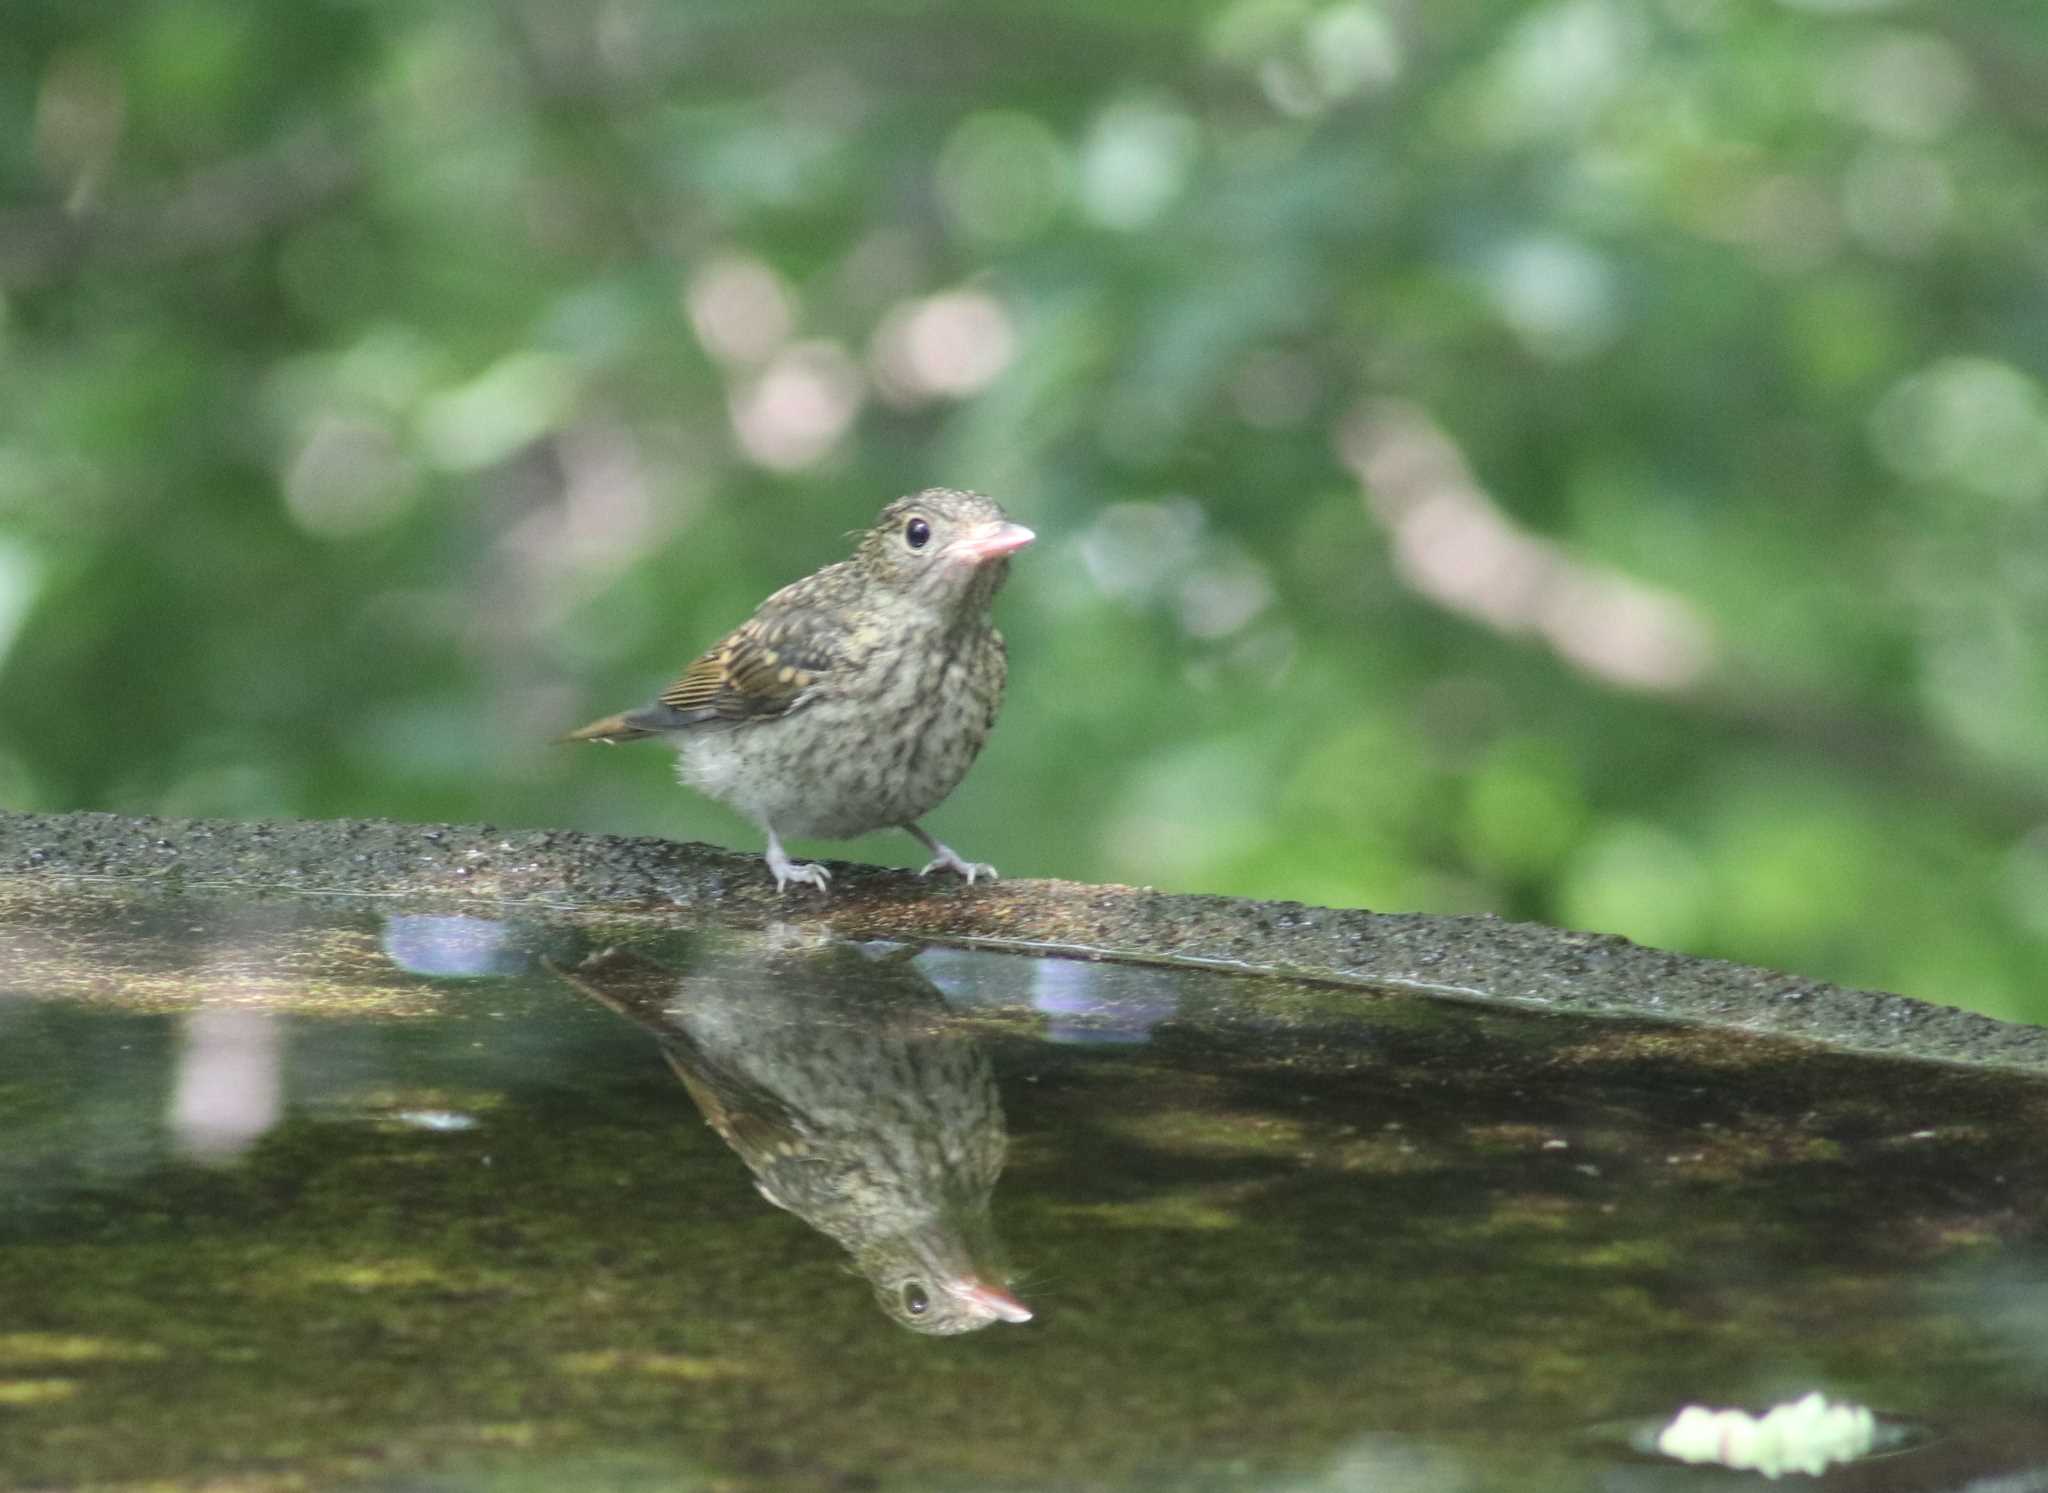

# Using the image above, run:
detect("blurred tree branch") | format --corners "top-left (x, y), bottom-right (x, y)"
top-left (0, 122), bottom-right (359, 292)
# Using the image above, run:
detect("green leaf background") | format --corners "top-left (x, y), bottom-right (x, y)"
top-left (3, 0), bottom-right (2046, 1017)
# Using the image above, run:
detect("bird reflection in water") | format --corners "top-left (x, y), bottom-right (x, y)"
top-left (553, 935), bottom-right (1032, 1335)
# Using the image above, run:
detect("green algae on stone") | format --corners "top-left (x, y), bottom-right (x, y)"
top-left (0, 1333), bottom-right (166, 1365)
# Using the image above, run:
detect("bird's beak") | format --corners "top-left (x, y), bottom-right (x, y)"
top-left (952, 521), bottom-right (1036, 566)
top-left (950, 1277), bottom-right (1033, 1323)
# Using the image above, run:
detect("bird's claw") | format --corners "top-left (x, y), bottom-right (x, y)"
top-left (765, 838), bottom-right (832, 894)
top-left (774, 861), bottom-right (832, 894)
top-left (919, 850), bottom-right (998, 885)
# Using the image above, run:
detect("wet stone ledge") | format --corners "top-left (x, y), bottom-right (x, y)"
top-left (3, 807), bottom-right (2045, 1074)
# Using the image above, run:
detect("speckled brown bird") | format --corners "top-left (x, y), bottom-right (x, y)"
top-left (554, 937), bottom-right (1032, 1335)
top-left (563, 490), bottom-right (1032, 892)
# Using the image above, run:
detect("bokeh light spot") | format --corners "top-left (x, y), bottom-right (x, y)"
top-left (686, 254), bottom-right (795, 368)
top-left (417, 352), bottom-right (578, 472)
top-left (1827, 30), bottom-right (1973, 140)
top-left (1841, 146), bottom-right (1953, 259)
top-left (1484, 234), bottom-right (1622, 362)
top-left (0, 539), bottom-right (43, 675)
top-left (1307, 4), bottom-right (1403, 99)
top-left (1480, 0), bottom-right (1640, 138)
top-left (284, 415), bottom-right (419, 539)
top-left (1081, 500), bottom-right (1207, 603)
top-left (870, 288), bottom-right (1016, 405)
top-left (728, 340), bottom-right (862, 471)
top-left (1870, 357), bottom-right (2048, 504)
top-left (1079, 94), bottom-right (1200, 230)
top-left (936, 112), bottom-right (1069, 243)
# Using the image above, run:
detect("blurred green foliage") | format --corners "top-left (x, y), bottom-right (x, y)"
top-left (2, 0), bottom-right (2046, 1017)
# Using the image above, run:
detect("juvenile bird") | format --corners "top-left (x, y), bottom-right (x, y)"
top-left (563, 490), bottom-right (1033, 892)
top-left (553, 938), bottom-right (1032, 1335)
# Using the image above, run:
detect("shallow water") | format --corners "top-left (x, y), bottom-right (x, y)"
top-left (3, 884), bottom-right (2047, 1490)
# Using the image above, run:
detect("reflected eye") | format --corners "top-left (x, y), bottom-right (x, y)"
top-left (904, 517), bottom-right (932, 550)
top-left (902, 1283), bottom-right (930, 1316)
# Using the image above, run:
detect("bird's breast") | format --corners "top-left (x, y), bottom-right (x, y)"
top-left (677, 627), bottom-right (1005, 840)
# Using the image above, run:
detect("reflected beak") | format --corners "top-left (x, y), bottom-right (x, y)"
top-left (951, 1278), bottom-right (1034, 1323)
top-left (952, 521), bottom-right (1036, 566)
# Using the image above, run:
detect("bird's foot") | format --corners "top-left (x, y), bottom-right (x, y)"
top-left (918, 844), bottom-right (998, 885)
top-left (765, 834), bottom-right (831, 894)
top-left (775, 860), bottom-right (832, 893)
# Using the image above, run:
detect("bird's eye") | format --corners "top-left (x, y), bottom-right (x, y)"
top-left (904, 517), bottom-right (932, 550)
top-left (902, 1283), bottom-right (930, 1316)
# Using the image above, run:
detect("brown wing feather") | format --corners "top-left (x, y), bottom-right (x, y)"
top-left (663, 1047), bottom-right (810, 1160)
top-left (545, 951), bottom-right (813, 1158)
top-left (656, 589), bottom-right (844, 724)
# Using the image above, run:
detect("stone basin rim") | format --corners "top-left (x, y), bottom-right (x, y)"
top-left (4, 807), bottom-right (2045, 1078)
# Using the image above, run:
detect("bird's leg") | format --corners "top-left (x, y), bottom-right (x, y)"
top-left (764, 829), bottom-right (832, 893)
top-left (906, 823), bottom-right (998, 885)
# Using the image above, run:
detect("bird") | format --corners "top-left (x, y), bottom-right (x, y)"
top-left (552, 937), bottom-right (1033, 1335)
top-left (562, 489), bottom-right (1033, 893)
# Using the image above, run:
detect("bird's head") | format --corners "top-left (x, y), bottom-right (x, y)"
top-left (859, 1225), bottom-right (1033, 1336)
top-left (855, 489), bottom-right (1034, 613)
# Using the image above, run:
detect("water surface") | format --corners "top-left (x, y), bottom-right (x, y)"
top-left (3, 884), bottom-right (2047, 1489)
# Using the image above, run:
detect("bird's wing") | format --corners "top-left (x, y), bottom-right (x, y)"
top-left (545, 951), bottom-right (817, 1161)
top-left (656, 576), bottom-right (847, 725)
top-left (655, 1033), bottom-right (812, 1159)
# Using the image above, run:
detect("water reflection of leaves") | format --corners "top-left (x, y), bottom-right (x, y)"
top-left (551, 936), bottom-right (1031, 1336)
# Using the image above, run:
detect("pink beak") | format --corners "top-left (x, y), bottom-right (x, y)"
top-left (953, 520), bottom-right (1036, 566)
top-left (952, 1278), bottom-right (1034, 1324)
